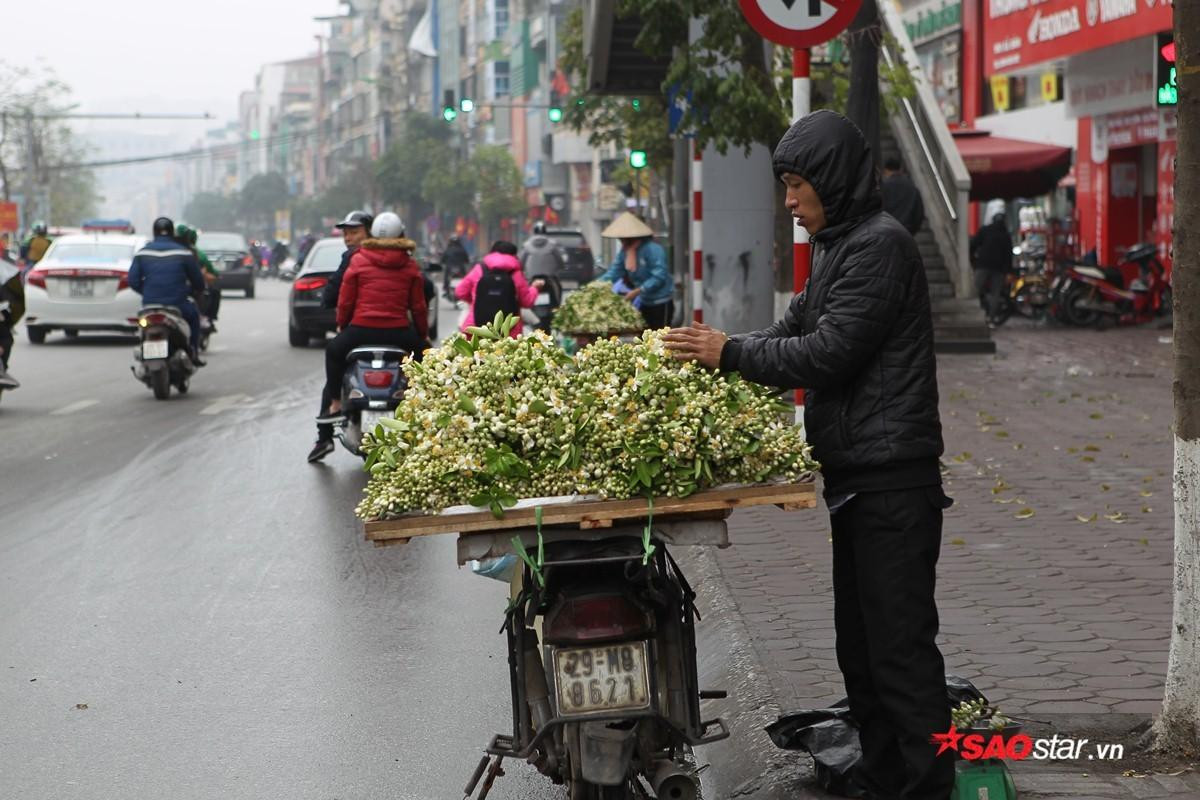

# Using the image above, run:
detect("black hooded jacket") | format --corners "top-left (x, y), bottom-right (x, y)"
top-left (719, 111), bottom-right (943, 496)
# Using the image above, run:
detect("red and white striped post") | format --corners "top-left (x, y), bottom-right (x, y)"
top-left (792, 47), bottom-right (811, 411)
top-left (692, 142), bottom-right (704, 324)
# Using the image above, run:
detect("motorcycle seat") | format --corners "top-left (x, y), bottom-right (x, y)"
top-left (1125, 243), bottom-right (1156, 263)
top-left (346, 346), bottom-right (409, 363)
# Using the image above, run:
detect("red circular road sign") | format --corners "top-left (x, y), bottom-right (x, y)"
top-left (739, 0), bottom-right (862, 49)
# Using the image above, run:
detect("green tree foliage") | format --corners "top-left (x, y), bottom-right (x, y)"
top-left (184, 191), bottom-right (238, 231)
top-left (469, 145), bottom-right (525, 237)
top-left (238, 172), bottom-right (289, 236)
top-left (377, 114), bottom-right (458, 220)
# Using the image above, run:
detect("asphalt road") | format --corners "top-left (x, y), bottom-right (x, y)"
top-left (0, 280), bottom-right (784, 800)
top-left (0, 281), bottom-right (562, 799)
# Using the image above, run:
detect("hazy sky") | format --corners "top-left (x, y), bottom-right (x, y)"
top-left (6, 0), bottom-right (344, 145)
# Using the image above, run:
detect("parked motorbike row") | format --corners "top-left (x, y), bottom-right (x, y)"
top-left (986, 242), bottom-right (1172, 329)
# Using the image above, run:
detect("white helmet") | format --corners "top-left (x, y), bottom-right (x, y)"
top-left (371, 212), bottom-right (405, 239)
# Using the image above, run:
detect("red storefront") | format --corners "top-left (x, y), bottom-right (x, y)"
top-left (981, 0), bottom-right (1174, 269)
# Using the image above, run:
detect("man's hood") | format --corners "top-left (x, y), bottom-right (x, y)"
top-left (772, 110), bottom-right (881, 239)
top-left (359, 238), bottom-right (418, 269)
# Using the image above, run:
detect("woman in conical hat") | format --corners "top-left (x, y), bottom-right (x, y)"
top-left (598, 213), bottom-right (675, 329)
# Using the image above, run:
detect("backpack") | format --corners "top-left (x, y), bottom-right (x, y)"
top-left (472, 265), bottom-right (519, 325)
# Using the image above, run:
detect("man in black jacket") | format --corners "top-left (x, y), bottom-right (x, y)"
top-left (665, 110), bottom-right (953, 800)
top-left (881, 156), bottom-right (925, 235)
top-left (969, 211), bottom-right (1013, 319)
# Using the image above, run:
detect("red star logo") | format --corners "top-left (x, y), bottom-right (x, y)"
top-left (931, 725), bottom-right (964, 757)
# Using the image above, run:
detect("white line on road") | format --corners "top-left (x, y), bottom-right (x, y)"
top-left (50, 399), bottom-right (100, 416)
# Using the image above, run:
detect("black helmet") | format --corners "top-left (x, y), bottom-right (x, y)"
top-left (152, 217), bottom-right (175, 237)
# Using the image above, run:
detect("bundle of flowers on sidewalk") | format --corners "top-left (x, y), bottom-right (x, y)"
top-left (551, 280), bottom-right (645, 336)
top-left (356, 313), bottom-right (816, 520)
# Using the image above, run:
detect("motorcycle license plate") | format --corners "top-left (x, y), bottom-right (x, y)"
top-left (142, 340), bottom-right (169, 360)
top-left (361, 410), bottom-right (387, 432)
top-left (553, 642), bottom-right (650, 716)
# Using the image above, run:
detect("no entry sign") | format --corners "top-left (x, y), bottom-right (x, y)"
top-left (738, 0), bottom-right (862, 49)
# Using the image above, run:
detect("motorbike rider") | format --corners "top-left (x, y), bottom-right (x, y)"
top-left (309, 212), bottom-right (427, 462)
top-left (0, 252), bottom-right (24, 389)
top-left (175, 222), bottom-right (221, 331)
top-left (308, 211), bottom-right (374, 457)
top-left (270, 239), bottom-right (290, 272)
top-left (127, 217), bottom-right (207, 366)
top-left (20, 222), bottom-right (52, 266)
top-left (440, 234), bottom-right (471, 296)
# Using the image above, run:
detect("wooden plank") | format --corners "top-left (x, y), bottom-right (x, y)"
top-left (363, 480), bottom-right (816, 542)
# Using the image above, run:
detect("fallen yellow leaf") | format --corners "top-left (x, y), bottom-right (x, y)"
top-left (1015, 508), bottom-right (1036, 520)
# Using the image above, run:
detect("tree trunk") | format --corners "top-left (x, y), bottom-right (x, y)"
top-left (1152, 1), bottom-right (1200, 755)
top-left (845, 0), bottom-right (881, 161)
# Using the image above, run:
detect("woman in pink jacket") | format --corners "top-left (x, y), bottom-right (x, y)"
top-left (454, 241), bottom-right (544, 337)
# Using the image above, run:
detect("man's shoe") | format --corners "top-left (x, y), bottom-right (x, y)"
top-left (0, 369), bottom-right (19, 389)
top-left (314, 411), bottom-right (347, 425)
top-left (307, 439), bottom-right (336, 463)
top-left (192, 353), bottom-right (207, 367)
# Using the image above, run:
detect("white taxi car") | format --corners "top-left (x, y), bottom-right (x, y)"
top-left (24, 233), bottom-right (148, 343)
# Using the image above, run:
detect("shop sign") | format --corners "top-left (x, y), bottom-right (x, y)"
top-left (903, 0), bottom-right (962, 46)
top-left (984, 0), bottom-right (1173, 76)
top-left (1064, 36), bottom-right (1155, 119)
top-left (1103, 109), bottom-right (1160, 149)
top-left (990, 75), bottom-right (1011, 112)
top-left (1041, 72), bottom-right (1061, 103)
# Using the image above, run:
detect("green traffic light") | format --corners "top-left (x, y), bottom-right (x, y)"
top-left (629, 150), bottom-right (647, 170)
top-left (443, 106), bottom-right (458, 122)
top-left (250, 130), bottom-right (261, 140)
top-left (631, 98), bottom-right (641, 111)
top-left (548, 107), bottom-right (563, 123)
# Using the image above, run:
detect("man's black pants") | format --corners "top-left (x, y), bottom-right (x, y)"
top-left (831, 487), bottom-right (955, 800)
top-left (319, 325), bottom-right (422, 440)
top-left (0, 324), bottom-right (12, 370)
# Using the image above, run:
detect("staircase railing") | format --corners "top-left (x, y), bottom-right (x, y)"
top-left (877, 1), bottom-right (973, 299)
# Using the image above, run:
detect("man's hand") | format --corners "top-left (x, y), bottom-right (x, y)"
top-left (663, 323), bottom-right (728, 369)
top-left (624, 287), bottom-right (642, 303)
top-left (531, 278), bottom-right (546, 289)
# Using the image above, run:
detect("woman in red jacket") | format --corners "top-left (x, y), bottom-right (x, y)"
top-left (319, 212), bottom-right (427, 423)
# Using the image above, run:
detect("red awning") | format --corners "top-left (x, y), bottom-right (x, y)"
top-left (952, 130), bottom-right (1072, 201)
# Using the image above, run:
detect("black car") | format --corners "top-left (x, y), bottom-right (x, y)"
top-left (288, 237), bottom-right (440, 347)
top-left (198, 232), bottom-right (256, 298)
top-left (521, 228), bottom-right (595, 285)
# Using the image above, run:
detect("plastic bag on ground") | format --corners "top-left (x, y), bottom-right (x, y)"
top-left (766, 675), bottom-right (989, 798)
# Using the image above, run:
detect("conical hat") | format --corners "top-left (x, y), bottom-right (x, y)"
top-left (601, 212), bottom-right (654, 239)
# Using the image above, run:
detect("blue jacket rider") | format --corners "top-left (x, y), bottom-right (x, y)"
top-left (128, 217), bottom-right (206, 361)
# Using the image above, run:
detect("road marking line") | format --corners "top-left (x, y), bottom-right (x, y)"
top-left (50, 399), bottom-right (100, 416)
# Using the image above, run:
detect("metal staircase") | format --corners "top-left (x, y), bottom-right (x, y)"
top-left (878, 1), bottom-right (995, 354)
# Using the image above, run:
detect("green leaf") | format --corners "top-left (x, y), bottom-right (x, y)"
top-left (531, 399), bottom-right (551, 414)
top-left (451, 337), bottom-right (474, 358)
top-left (379, 416), bottom-right (408, 430)
top-left (469, 493), bottom-right (492, 507)
top-left (458, 396), bottom-right (478, 414)
top-left (466, 325), bottom-right (500, 340)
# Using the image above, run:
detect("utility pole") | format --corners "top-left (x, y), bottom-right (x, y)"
top-left (1152, 0), bottom-right (1200, 757)
top-left (22, 109), bottom-right (37, 231)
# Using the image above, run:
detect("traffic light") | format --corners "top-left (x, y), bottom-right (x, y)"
top-left (629, 149), bottom-right (648, 170)
top-left (548, 90), bottom-right (563, 123)
top-left (631, 98), bottom-right (642, 112)
top-left (442, 90), bottom-right (458, 122)
top-left (460, 97), bottom-right (476, 113)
